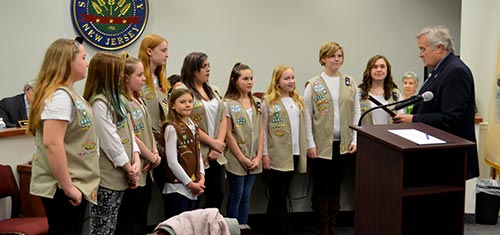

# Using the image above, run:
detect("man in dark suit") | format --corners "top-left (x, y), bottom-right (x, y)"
top-left (0, 78), bottom-right (36, 128)
top-left (394, 25), bottom-right (479, 179)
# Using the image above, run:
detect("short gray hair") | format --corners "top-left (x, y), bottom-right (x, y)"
top-left (417, 25), bottom-right (455, 53)
top-left (402, 71), bottom-right (419, 85)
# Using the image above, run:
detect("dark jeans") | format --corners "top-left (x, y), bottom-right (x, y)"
top-left (163, 192), bottom-right (196, 219)
top-left (41, 188), bottom-right (87, 235)
top-left (226, 172), bottom-right (257, 224)
top-left (310, 141), bottom-right (355, 211)
top-left (264, 155), bottom-right (298, 235)
top-left (201, 160), bottom-right (226, 210)
top-left (115, 174), bottom-right (153, 235)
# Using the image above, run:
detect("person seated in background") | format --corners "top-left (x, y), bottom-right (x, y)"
top-left (0, 78), bottom-right (36, 127)
top-left (401, 71), bottom-right (419, 114)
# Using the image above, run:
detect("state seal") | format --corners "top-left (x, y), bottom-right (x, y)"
top-left (71, 0), bottom-right (149, 50)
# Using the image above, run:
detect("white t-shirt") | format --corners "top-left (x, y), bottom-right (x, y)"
top-left (41, 90), bottom-right (75, 122)
top-left (369, 94), bottom-right (390, 125)
top-left (201, 98), bottom-right (219, 138)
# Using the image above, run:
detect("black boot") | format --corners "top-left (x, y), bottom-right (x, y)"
top-left (318, 196), bottom-right (329, 235)
top-left (328, 197), bottom-right (340, 235)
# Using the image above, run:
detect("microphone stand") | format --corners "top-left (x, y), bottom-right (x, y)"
top-left (357, 98), bottom-right (409, 127)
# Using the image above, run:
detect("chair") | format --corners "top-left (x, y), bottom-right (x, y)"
top-left (0, 164), bottom-right (48, 235)
top-left (252, 92), bottom-right (264, 99)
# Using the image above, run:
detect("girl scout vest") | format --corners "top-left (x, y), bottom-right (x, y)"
top-left (190, 85), bottom-right (226, 167)
top-left (30, 87), bottom-right (100, 204)
top-left (359, 88), bottom-right (401, 125)
top-left (306, 74), bottom-right (356, 158)
top-left (224, 98), bottom-right (263, 176)
top-left (264, 98), bottom-right (307, 173)
top-left (126, 96), bottom-right (155, 187)
top-left (91, 94), bottom-right (134, 191)
top-left (143, 85), bottom-right (169, 132)
top-left (164, 121), bottom-right (201, 183)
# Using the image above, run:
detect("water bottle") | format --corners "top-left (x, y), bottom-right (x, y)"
top-left (0, 118), bottom-right (6, 129)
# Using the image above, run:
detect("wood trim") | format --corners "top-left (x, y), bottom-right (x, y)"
top-left (0, 127), bottom-right (28, 138)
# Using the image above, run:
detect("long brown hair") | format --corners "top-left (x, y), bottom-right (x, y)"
top-left (120, 52), bottom-right (143, 100)
top-left (224, 62), bottom-right (259, 111)
top-left (358, 55), bottom-right (398, 100)
top-left (28, 38), bottom-right (80, 134)
top-left (164, 88), bottom-right (194, 126)
top-left (180, 52), bottom-right (216, 100)
top-left (83, 52), bottom-right (128, 122)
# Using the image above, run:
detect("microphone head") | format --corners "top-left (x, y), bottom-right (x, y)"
top-left (422, 91), bottom-right (434, 102)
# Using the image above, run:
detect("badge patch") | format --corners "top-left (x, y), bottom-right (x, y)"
top-left (76, 100), bottom-right (92, 130)
top-left (71, 0), bottom-right (149, 51)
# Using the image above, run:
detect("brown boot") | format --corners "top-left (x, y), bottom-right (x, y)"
top-left (318, 196), bottom-right (329, 235)
top-left (328, 197), bottom-right (340, 235)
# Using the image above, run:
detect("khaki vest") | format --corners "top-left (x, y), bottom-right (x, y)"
top-left (164, 122), bottom-right (201, 184)
top-left (359, 88), bottom-right (401, 125)
top-left (306, 74), bottom-right (356, 158)
top-left (224, 98), bottom-right (263, 176)
top-left (143, 86), bottom-right (169, 131)
top-left (91, 94), bottom-right (134, 191)
top-left (126, 96), bottom-right (155, 187)
top-left (30, 87), bottom-right (100, 204)
top-left (190, 85), bottom-right (226, 167)
top-left (264, 98), bottom-right (306, 173)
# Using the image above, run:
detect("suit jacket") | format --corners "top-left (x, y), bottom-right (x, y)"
top-left (0, 93), bottom-right (28, 128)
top-left (412, 53), bottom-right (479, 179)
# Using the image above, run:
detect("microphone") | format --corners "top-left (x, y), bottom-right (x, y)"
top-left (356, 91), bottom-right (434, 127)
top-left (393, 91), bottom-right (434, 111)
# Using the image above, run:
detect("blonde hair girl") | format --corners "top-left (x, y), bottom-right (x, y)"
top-left (261, 64), bottom-right (307, 234)
top-left (28, 37), bottom-right (99, 234)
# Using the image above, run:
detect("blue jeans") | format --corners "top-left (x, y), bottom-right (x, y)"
top-left (226, 172), bottom-right (256, 224)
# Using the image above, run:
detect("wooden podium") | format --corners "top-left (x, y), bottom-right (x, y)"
top-left (351, 123), bottom-right (474, 235)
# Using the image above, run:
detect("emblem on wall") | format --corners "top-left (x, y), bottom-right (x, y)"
top-left (70, 0), bottom-right (149, 51)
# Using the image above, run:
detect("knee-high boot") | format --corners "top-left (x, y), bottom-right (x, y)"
top-left (328, 197), bottom-right (340, 235)
top-left (318, 196), bottom-right (329, 235)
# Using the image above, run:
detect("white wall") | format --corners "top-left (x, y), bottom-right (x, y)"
top-left (0, 0), bottom-right (461, 98)
top-left (461, 0), bottom-right (500, 214)
top-left (1, 0), bottom-right (470, 216)
top-left (461, 0), bottom-right (500, 121)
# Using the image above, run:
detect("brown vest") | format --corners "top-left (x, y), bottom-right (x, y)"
top-left (164, 121), bottom-right (201, 184)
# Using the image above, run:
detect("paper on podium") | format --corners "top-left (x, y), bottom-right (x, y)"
top-left (388, 129), bottom-right (446, 145)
